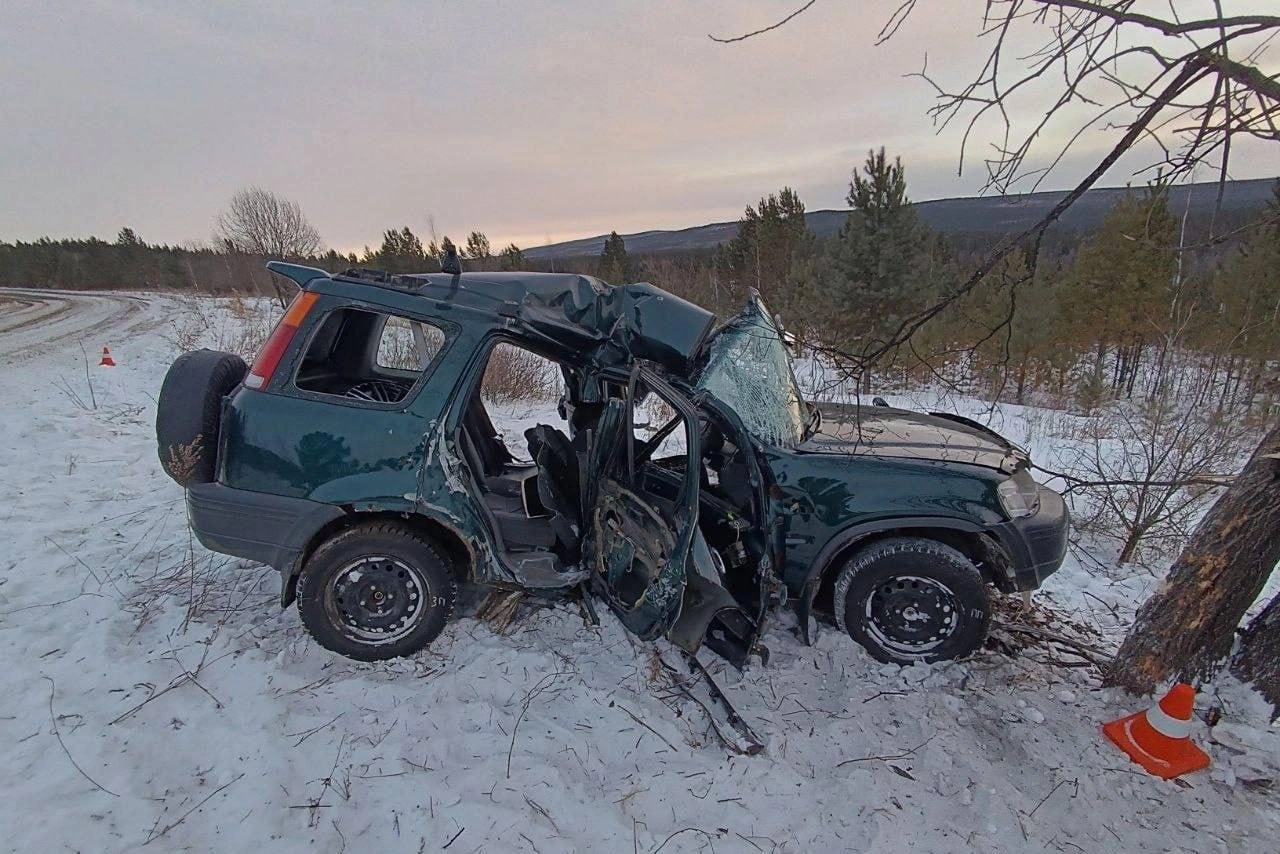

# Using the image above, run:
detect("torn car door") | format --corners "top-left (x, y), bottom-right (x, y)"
top-left (585, 367), bottom-right (702, 641)
top-left (585, 367), bottom-right (758, 666)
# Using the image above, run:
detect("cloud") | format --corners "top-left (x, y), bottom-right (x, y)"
top-left (1, 1), bottom-right (1274, 252)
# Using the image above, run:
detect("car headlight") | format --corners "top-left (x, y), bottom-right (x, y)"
top-left (997, 469), bottom-right (1041, 519)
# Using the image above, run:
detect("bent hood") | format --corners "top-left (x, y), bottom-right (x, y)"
top-left (800, 402), bottom-right (1029, 472)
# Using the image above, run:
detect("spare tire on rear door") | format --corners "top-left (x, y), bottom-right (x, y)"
top-left (156, 349), bottom-right (247, 486)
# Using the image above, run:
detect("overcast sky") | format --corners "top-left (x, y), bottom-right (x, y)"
top-left (2, 1), bottom-right (1276, 253)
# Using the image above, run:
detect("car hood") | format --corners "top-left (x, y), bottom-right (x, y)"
top-left (798, 402), bottom-right (1029, 472)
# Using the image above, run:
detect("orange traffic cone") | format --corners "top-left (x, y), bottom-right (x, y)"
top-left (99, 347), bottom-right (116, 367)
top-left (1103, 683), bottom-right (1210, 780)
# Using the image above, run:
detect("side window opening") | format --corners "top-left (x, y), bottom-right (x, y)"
top-left (636, 393), bottom-right (686, 462)
top-left (294, 308), bottom-right (445, 405)
top-left (625, 382), bottom-right (694, 493)
top-left (461, 341), bottom-right (581, 566)
top-left (477, 342), bottom-right (568, 460)
top-left (377, 315), bottom-right (441, 371)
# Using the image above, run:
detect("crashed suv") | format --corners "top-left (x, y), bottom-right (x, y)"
top-left (157, 263), bottom-right (1068, 666)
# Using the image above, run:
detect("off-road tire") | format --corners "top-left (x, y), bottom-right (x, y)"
top-left (156, 349), bottom-right (247, 486)
top-left (833, 536), bottom-right (990, 664)
top-left (296, 523), bottom-right (457, 661)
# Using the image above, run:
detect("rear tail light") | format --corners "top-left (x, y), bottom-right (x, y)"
top-left (244, 291), bottom-right (319, 390)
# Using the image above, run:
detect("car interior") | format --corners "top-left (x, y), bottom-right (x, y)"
top-left (290, 310), bottom-right (771, 606)
top-left (284, 304), bottom-right (758, 599)
top-left (453, 343), bottom-right (769, 615)
top-left (455, 343), bottom-right (588, 584)
top-left (294, 308), bottom-right (445, 404)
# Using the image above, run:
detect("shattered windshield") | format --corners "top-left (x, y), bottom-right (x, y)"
top-left (696, 298), bottom-right (807, 448)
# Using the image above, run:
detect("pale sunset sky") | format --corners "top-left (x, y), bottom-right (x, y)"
top-left (2, 1), bottom-right (1276, 253)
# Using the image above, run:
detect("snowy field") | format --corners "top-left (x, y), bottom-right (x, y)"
top-left (1, 291), bottom-right (1277, 853)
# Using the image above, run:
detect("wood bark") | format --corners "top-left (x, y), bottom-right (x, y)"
top-left (1232, 591), bottom-right (1280, 718)
top-left (1106, 423), bottom-right (1280, 693)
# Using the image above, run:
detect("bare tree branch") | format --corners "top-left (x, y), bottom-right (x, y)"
top-left (215, 186), bottom-right (323, 260)
top-left (709, 0), bottom-right (817, 44)
top-left (1047, 0), bottom-right (1279, 37)
top-left (712, 1), bottom-right (1279, 388)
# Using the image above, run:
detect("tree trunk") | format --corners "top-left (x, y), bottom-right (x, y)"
top-left (1217, 355), bottom-right (1236, 412)
top-left (1232, 592), bottom-right (1280, 719)
top-left (1116, 527), bottom-right (1144, 565)
top-left (1244, 359), bottom-right (1263, 409)
top-left (1198, 351), bottom-right (1221, 406)
top-left (1112, 344), bottom-right (1125, 395)
top-left (1125, 342), bottom-right (1142, 399)
top-left (1106, 423), bottom-right (1280, 693)
top-left (1152, 333), bottom-right (1172, 401)
top-left (1230, 363), bottom-right (1246, 409)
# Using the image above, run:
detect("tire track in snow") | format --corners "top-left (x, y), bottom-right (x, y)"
top-left (0, 287), bottom-right (163, 365)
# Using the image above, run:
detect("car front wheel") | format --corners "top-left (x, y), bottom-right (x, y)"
top-left (296, 522), bottom-right (456, 661)
top-left (832, 537), bottom-right (990, 664)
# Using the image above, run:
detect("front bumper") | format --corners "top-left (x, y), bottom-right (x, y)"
top-left (989, 485), bottom-right (1070, 591)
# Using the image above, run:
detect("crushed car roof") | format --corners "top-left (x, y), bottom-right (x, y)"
top-left (266, 261), bottom-right (717, 372)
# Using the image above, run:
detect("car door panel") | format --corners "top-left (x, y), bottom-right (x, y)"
top-left (586, 368), bottom-right (700, 640)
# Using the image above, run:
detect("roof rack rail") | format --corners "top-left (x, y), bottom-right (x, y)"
top-left (337, 267), bottom-right (392, 283)
top-left (333, 267), bottom-right (423, 290)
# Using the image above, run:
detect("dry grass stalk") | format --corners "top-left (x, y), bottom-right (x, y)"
top-left (165, 437), bottom-right (203, 484)
top-left (169, 294), bottom-right (278, 361)
top-left (482, 344), bottom-right (560, 403)
top-left (477, 590), bottom-right (525, 634)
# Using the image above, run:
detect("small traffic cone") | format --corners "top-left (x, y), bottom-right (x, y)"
top-left (99, 347), bottom-right (116, 367)
top-left (1102, 683), bottom-right (1210, 780)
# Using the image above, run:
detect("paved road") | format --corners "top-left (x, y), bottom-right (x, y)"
top-left (0, 288), bottom-right (159, 364)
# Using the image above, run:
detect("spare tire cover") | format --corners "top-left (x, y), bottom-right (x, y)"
top-left (156, 349), bottom-right (247, 486)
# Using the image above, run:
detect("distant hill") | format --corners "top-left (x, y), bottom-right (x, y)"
top-left (526, 177), bottom-right (1277, 260)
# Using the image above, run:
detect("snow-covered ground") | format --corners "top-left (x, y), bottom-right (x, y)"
top-left (1, 292), bottom-right (1277, 853)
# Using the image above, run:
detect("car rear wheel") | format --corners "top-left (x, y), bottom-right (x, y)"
top-left (832, 537), bottom-right (990, 664)
top-left (296, 522), bottom-right (456, 661)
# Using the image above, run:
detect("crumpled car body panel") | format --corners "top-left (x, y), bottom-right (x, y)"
top-left (206, 264), bottom-right (1066, 666)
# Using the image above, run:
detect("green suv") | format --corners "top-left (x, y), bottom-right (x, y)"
top-left (157, 261), bottom-right (1068, 666)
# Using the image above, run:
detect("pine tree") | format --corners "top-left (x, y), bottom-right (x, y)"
top-left (1057, 185), bottom-right (1177, 398)
top-left (498, 243), bottom-right (525, 271)
top-left (1201, 180), bottom-right (1280, 406)
top-left (927, 247), bottom-right (1068, 403)
top-left (464, 231), bottom-right (492, 260)
top-left (597, 231), bottom-right (633, 283)
top-left (717, 187), bottom-right (811, 313)
top-left (823, 148), bottom-right (931, 374)
top-left (1108, 423), bottom-right (1280, 694)
top-left (364, 226), bottom-right (429, 273)
top-left (116, 227), bottom-right (143, 248)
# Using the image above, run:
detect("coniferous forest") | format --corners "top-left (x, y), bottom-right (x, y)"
top-left (7, 158), bottom-right (1274, 416)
